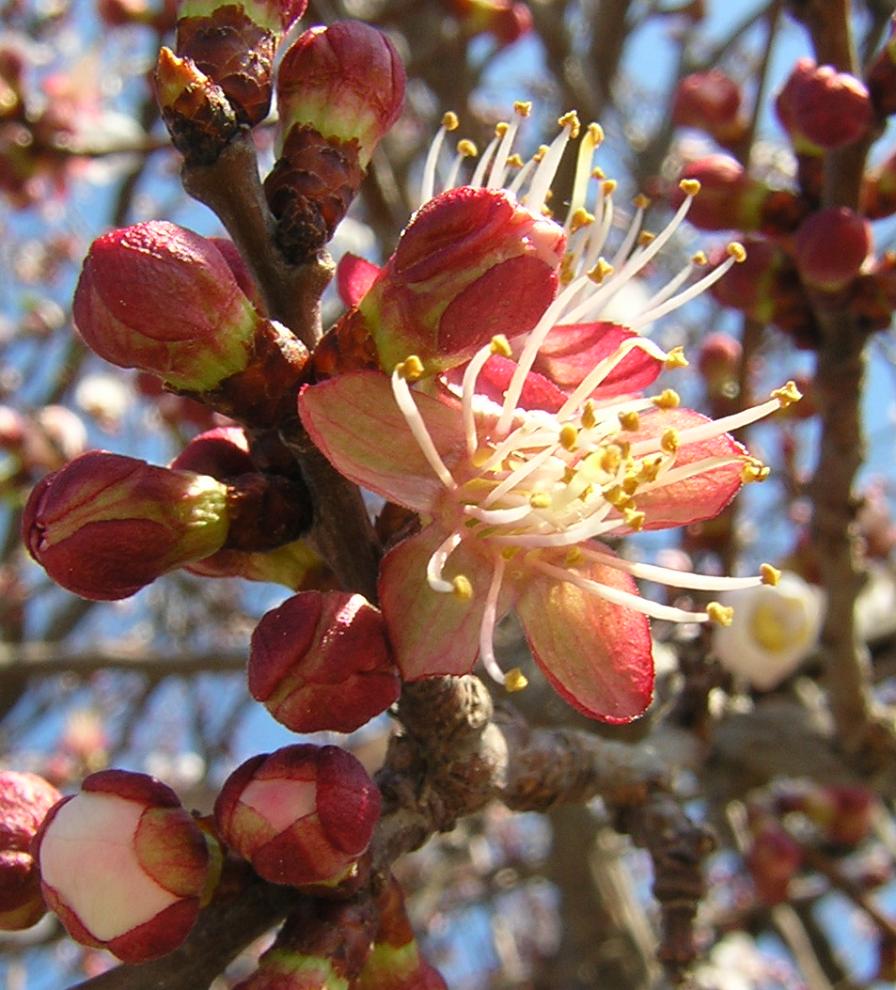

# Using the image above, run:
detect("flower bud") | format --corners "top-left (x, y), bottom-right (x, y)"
top-left (265, 22), bottom-right (405, 260)
top-left (359, 186), bottom-right (565, 373)
top-left (23, 451), bottom-right (231, 600)
top-left (33, 770), bottom-right (217, 962)
top-left (794, 207), bottom-right (872, 292)
top-left (868, 21), bottom-right (896, 117)
top-left (0, 771), bottom-right (60, 930)
top-left (74, 221), bottom-right (261, 392)
top-left (697, 332), bottom-right (741, 403)
top-left (776, 58), bottom-right (872, 151)
top-left (745, 817), bottom-right (802, 905)
top-left (248, 591), bottom-right (400, 733)
top-left (170, 425), bottom-right (257, 478)
top-left (175, 0), bottom-right (307, 127)
top-left (447, 0), bottom-right (533, 45)
top-left (214, 744), bottom-right (380, 890)
top-left (672, 70), bottom-right (747, 146)
top-left (187, 537), bottom-right (334, 589)
top-left (861, 149), bottom-right (896, 220)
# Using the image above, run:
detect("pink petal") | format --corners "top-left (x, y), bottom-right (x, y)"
top-left (631, 407), bottom-right (746, 530)
top-left (298, 371), bottom-right (467, 512)
top-left (532, 322), bottom-right (663, 398)
top-left (336, 254), bottom-right (381, 308)
top-left (516, 553), bottom-right (654, 723)
top-left (379, 525), bottom-right (514, 680)
top-left (442, 354), bottom-right (568, 412)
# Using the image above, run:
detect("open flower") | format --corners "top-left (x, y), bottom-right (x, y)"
top-left (302, 107), bottom-right (798, 723)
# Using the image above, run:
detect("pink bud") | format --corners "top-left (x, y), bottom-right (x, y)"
top-left (697, 332), bottom-right (742, 398)
top-left (170, 426), bottom-right (256, 478)
top-left (776, 58), bottom-right (872, 150)
top-left (34, 770), bottom-right (215, 962)
top-left (214, 744), bottom-right (380, 890)
top-left (745, 819), bottom-right (803, 905)
top-left (23, 451), bottom-right (231, 600)
top-left (0, 771), bottom-right (60, 930)
top-left (674, 155), bottom-right (758, 230)
top-left (73, 221), bottom-right (262, 391)
top-left (249, 591), bottom-right (400, 733)
top-left (794, 207), bottom-right (872, 291)
top-left (868, 21), bottom-right (896, 116)
top-left (672, 70), bottom-right (746, 145)
top-left (448, 0), bottom-right (533, 45)
top-left (360, 185), bottom-right (565, 373)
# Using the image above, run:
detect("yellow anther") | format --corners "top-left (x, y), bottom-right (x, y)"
top-left (624, 507), bottom-right (646, 530)
top-left (577, 483), bottom-right (593, 502)
top-left (570, 207), bottom-right (594, 232)
top-left (587, 122), bottom-right (604, 144)
top-left (533, 144), bottom-right (550, 162)
top-left (661, 428), bottom-right (680, 454)
top-left (529, 492), bottom-right (551, 509)
top-left (588, 258), bottom-right (614, 283)
top-left (771, 380), bottom-right (802, 409)
top-left (604, 485), bottom-right (632, 509)
top-left (506, 153), bottom-right (525, 169)
top-left (707, 601), bottom-right (735, 626)
top-left (495, 121), bottom-right (510, 137)
top-left (490, 334), bottom-right (512, 357)
top-left (599, 445), bottom-right (623, 472)
top-left (760, 563), bottom-right (782, 587)
top-left (581, 400), bottom-right (597, 430)
top-left (632, 193), bottom-right (651, 210)
top-left (562, 466), bottom-right (577, 484)
top-left (560, 424), bottom-right (578, 450)
top-left (691, 250), bottom-right (708, 266)
top-left (558, 110), bottom-right (581, 137)
top-left (619, 441), bottom-right (631, 460)
top-left (471, 446), bottom-right (493, 468)
top-left (638, 231), bottom-right (656, 247)
top-left (395, 355), bottom-right (424, 381)
top-left (452, 575), bottom-right (473, 600)
top-left (727, 241), bottom-right (747, 263)
top-left (664, 346), bottom-right (689, 369)
top-left (618, 410), bottom-right (640, 431)
top-left (602, 179), bottom-right (618, 196)
top-left (741, 458), bottom-right (770, 483)
top-left (637, 456), bottom-right (663, 482)
top-left (679, 178), bottom-right (701, 197)
top-left (559, 253), bottom-right (576, 285)
top-left (457, 138), bottom-right (478, 157)
top-left (592, 166), bottom-right (606, 179)
top-left (514, 100), bottom-right (532, 117)
top-left (504, 668), bottom-right (529, 693)
top-left (565, 547), bottom-right (584, 566)
top-left (501, 546), bottom-right (520, 560)
top-left (442, 111), bottom-right (459, 131)
top-left (622, 475), bottom-right (639, 495)
top-left (652, 388), bottom-right (681, 410)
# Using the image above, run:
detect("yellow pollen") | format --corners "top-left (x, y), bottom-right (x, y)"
top-left (563, 466), bottom-right (577, 484)
top-left (592, 166), bottom-right (606, 179)
top-left (741, 458), bottom-right (770, 483)
top-left (604, 485), bottom-right (632, 509)
top-left (442, 111), bottom-right (459, 131)
top-left (558, 110), bottom-right (581, 137)
top-left (622, 475), bottom-right (639, 495)
top-left (504, 668), bottom-right (529, 693)
top-left (581, 401), bottom-right (597, 430)
top-left (495, 121), bottom-right (510, 137)
top-left (638, 231), bottom-right (656, 246)
top-left (587, 122), bottom-right (604, 144)
top-left (506, 153), bottom-right (525, 169)
top-left (664, 346), bottom-right (689, 369)
top-left (652, 389), bottom-right (681, 409)
top-left (560, 424), bottom-right (578, 450)
top-left (533, 144), bottom-right (550, 162)
top-left (529, 492), bottom-right (551, 509)
top-left (771, 380), bottom-right (802, 409)
top-left (661, 428), bottom-right (680, 454)
top-left (577, 483), bottom-right (593, 501)
top-left (490, 334), bottom-right (512, 357)
top-left (559, 254), bottom-right (576, 285)
top-left (619, 441), bottom-right (631, 459)
top-left (514, 100), bottom-right (532, 117)
top-left (632, 193), bottom-right (651, 210)
top-left (707, 601), bottom-right (735, 626)
top-left (452, 575), bottom-right (473, 600)
top-left (600, 446), bottom-right (622, 472)
top-left (457, 138), bottom-right (478, 157)
top-left (624, 507), bottom-right (646, 530)
top-left (691, 250), bottom-right (708, 266)
top-left (618, 410), bottom-right (640, 431)
top-left (501, 547), bottom-right (519, 560)
top-left (570, 207), bottom-right (594, 231)
top-left (588, 258), bottom-right (614, 283)
top-left (602, 179), bottom-right (617, 196)
top-left (760, 563), bottom-right (782, 586)
top-left (471, 446), bottom-right (493, 468)
top-left (395, 355), bottom-right (424, 381)
top-left (679, 178), bottom-right (701, 197)
top-left (565, 547), bottom-right (584, 566)
top-left (637, 456), bottom-right (663, 482)
top-left (727, 241), bottom-right (747, 263)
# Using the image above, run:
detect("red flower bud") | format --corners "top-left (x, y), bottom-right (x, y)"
top-left (360, 185), bottom-right (565, 373)
top-left (170, 425), bottom-right (256, 478)
top-left (697, 332), bottom-right (742, 399)
top-left (868, 21), bottom-right (896, 117)
top-left (33, 770), bottom-right (217, 962)
top-left (776, 58), bottom-right (872, 151)
top-left (446, 0), bottom-right (533, 45)
top-left (794, 206), bottom-right (872, 291)
top-left (74, 221), bottom-right (262, 391)
top-left (23, 451), bottom-right (232, 600)
top-left (672, 70), bottom-right (747, 146)
top-left (0, 771), bottom-right (60, 930)
top-left (266, 22), bottom-right (405, 260)
top-left (745, 819), bottom-right (803, 905)
top-left (214, 744), bottom-right (380, 890)
top-left (249, 591), bottom-right (400, 733)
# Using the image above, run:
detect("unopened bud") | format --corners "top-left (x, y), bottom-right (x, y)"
top-left (0, 772), bottom-right (60, 930)
top-left (446, 0), bottom-right (533, 45)
top-left (672, 69), bottom-right (747, 146)
top-left (794, 207), bottom-right (872, 292)
top-left (868, 20), bottom-right (896, 117)
top-left (33, 770), bottom-right (217, 962)
top-left (776, 57), bottom-right (872, 151)
top-left (745, 817), bottom-right (803, 905)
top-left (214, 744), bottom-right (380, 890)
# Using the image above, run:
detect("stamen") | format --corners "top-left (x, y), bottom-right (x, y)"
top-left (426, 531), bottom-right (463, 592)
top-left (453, 575), bottom-right (473, 599)
top-left (525, 117), bottom-right (575, 214)
top-left (462, 343), bottom-right (496, 455)
top-left (504, 668), bottom-right (529, 692)
top-left (478, 557), bottom-right (508, 684)
top-left (445, 138), bottom-right (478, 190)
top-left (487, 118), bottom-right (520, 189)
top-left (420, 111), bottom-right (458, 205)
top-left (581, 546), bottom-right (767, 592)
top-left (567, 122), bottom-right (602, 229)
top-left (707, 601), bottom-right (735, 626)
top-left (464, 502), bottom-right (534, 525)
top-left (483, 444), bottom-right (561, 507)
top-left (470, 131), bottom-right (501, 187)
top-left (391, 368), bottom-right (456, 488)
top-left (760, 563), bottom-right (781, 586)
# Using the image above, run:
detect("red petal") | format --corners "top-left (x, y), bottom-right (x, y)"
top-left (442, 354), bottom-right (568, 412)
top-left (299, 371), bottom-right (467, 512)
top-left (336, 253), bottom-right (381, 308)
top-left (516, 553), bottom-right (654, 723)
top-left (532, 322), bottom-right (663, 397)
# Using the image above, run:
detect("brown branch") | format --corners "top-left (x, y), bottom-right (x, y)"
top-left (0, 643), bottom-right (248, 679)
